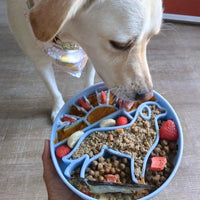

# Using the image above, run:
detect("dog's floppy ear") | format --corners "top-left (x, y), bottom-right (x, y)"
top-left (30, 0), bottom-right (90, 42)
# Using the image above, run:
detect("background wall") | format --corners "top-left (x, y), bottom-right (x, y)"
top-left (163, 0), bottom-right (200, 16)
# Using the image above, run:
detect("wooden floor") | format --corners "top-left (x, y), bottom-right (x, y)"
top-left (1, 1), bottom-right (200, 199)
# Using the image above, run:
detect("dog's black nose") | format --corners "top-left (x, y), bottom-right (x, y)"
top-left (135, 91), bottom-right (153, 101)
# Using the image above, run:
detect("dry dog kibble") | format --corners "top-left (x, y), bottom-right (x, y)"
top-left (98, 157), bottom-right (104, 162)
top-left (98, 163), bottom-right (104, 170)
top-left (146, 139), bottom-right (178, 187)
top-left (85, 156), bottom-right (132, 184)
top-left (92, 160), bottom-right (98, 167)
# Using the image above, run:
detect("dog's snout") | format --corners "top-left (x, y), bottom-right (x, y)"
top-left (135, 90), bottom-right (153, 101)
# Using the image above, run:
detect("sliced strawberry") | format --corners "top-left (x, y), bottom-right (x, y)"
top-left (56, 145), bottom-right (71, 159)
top-left (105, 174), bottom-right (117, 183)
top-left (151, 157), bottom-right (167, 171)
top-left (116, 116), bottom-right (128, 126)
top-left (78, 98), bottom-right (91, 111)
top-left (61, 116), bottom-right (76, 122)
top-left (159, 120), bottom-right (179, 142)
top-left (100, 91), bottom-right (107, 104)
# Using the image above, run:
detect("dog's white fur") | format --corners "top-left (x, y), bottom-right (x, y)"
top-left (6, 0), bottom-right (163, 121)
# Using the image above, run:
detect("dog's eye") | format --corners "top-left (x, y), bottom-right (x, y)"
top-left (109, 40), bottom-right (133, 51)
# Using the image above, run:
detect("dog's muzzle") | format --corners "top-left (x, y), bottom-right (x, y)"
top-left (135, 90), bottom-right (154, 101)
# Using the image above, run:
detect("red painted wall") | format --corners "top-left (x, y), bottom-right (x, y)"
top-left (163, 0), bottom-right (200, 16)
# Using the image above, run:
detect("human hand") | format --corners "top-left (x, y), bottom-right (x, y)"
top-left (42, 139), bottom-right (82, 200)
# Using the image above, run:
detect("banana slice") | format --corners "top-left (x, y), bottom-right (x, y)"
top-left (67, 130), bottom-right (84, 148)
top-left (100, 119), bottom-right (116, 127)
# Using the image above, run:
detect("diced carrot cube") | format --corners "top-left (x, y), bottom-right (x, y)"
top-left (132, 123), bottom-right (136, 127)
top-left (109, 134), bottom-right (113, 141)
top-left (116, 128), bottom-right (124, 133)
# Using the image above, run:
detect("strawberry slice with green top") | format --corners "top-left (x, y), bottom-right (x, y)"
top-left (159, 119), bottom-right (179, 142)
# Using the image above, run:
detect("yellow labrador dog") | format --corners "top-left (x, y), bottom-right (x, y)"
top-left (7, 0), bottom-right (163, 121)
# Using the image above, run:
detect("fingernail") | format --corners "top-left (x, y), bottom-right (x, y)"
top-left (44, 139), bottom-right (50, 146)
top-left (44, 139), bottom-right (48, 146)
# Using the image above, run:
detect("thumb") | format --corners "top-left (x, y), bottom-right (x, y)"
top-left (42, 139), bottom-right (51, 165)
top-left (42, 139), bottom-right (57, 174)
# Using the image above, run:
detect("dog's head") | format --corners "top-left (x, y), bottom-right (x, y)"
top-left (30, 0), bottom-right (163, 102)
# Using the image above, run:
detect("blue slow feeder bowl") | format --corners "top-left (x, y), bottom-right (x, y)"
top-left (50, 82), bottom-right (183, 200)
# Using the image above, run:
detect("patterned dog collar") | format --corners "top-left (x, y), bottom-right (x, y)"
top-left (44, 38), bottom-right (88, 78)
top-left (26, 0), bottom-right (88, 78)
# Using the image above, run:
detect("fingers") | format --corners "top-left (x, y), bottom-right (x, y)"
top-left (42, 139), bottom-right (58, 180)
top-left (42, 139), bottom-right (83, 200)
top-left (42, 139), bottom-right (51, 161)
top-left (42, 139), bottom-right (52, 172)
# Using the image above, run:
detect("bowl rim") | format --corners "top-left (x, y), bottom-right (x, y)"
top-left (50, 82), bottom-right (184, 200)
